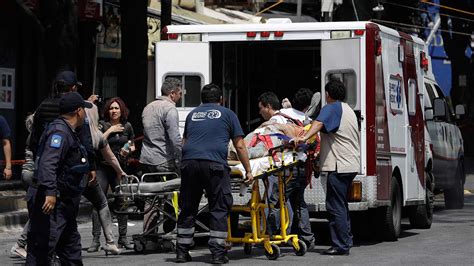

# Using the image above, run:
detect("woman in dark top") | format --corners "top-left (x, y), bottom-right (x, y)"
top-left (96, 97), bottom-right (136, 249)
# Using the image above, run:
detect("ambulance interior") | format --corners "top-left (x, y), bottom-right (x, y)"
top-left (168, 39), bottom-right (361, 133)
top-left (210, 40), bottom-right (360, 132)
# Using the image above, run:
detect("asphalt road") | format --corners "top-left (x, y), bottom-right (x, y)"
top-left (1, 191), bottom-right (472, 266)
top-left (2, 165), bottom-right (474, 266)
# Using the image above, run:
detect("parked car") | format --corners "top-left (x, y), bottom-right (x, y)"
top-left (423, 77), bottom-right (465, 209)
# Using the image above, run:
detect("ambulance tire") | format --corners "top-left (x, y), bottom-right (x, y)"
top-left (444, 161), bottom-right (465, 209)
top-left (378, 177), bottom-right (402, 241)
top-left (408, 172), bottom-right (434, 229)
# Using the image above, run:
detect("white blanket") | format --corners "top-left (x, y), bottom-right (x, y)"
top-left (231, 152), bottom-right (307, 177)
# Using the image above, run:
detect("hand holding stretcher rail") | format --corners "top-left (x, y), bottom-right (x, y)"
top-left (231, 135), bottom-right (319, 188)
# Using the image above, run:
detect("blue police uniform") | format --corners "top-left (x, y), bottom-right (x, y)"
top-left (26, 117), bottom-right (89, 265)
top-left (176, 103), bottom-right (244, 258)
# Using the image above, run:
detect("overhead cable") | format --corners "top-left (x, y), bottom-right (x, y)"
top-left (382, 1), bottom-right (474, 23)
top-left (371, 19), bottom-right (473, 37)
top-left (420, 0), bottom-right (474, 16)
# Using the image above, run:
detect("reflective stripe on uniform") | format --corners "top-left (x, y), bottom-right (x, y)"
top-left (209, 230), bottom-right (227, 238)
top-left (177, 237), bottom-right (194, 244)
top-left (177, 227), bottom-right (195, 235)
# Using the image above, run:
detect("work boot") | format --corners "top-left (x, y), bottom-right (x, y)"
top-left (175, 251), bottom-right (192, 263)
top-left (210, 254), bottom-right (229, 264)
top-left (102, 243), bottom-right (121, 256)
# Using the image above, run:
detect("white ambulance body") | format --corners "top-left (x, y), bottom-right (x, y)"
top-left (155, 21), bottom-right (432, 240)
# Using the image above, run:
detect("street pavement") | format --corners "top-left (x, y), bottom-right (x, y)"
top-left (1, 174), bottom-right (473, 265)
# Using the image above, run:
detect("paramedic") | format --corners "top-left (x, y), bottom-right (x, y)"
top-left (140, 77), bottom-right (183, 233)
top-left (294, 79), bottom-right (360, 256)
top-left (176, 84), bottom-right (253, 264)
top-left (26, 92), bottom-right (93, 265)
top-left (258, 90), bottom-right (315, 249)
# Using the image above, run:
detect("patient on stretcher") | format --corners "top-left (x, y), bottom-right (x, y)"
top-left (228, 121), bottom-right (318, 177)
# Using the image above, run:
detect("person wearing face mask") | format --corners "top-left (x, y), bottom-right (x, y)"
top-left (97, 97), bottom-right (136, 249)
top-left (26, 92), bottom-right (92, 265)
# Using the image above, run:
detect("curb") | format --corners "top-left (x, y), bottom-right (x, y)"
top-left (0, 200), bottom-right (93, 233)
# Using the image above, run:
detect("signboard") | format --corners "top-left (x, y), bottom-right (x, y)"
top-left (78, 0), bottom-right (103, 21)
top-left (389, 74), bottom-right (403, 115)
top-left (0, 68), bottom-right (14, 109)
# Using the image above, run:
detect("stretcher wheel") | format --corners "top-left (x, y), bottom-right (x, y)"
top-left (264, 244), bottom-right (280, 260)
top-left (243, 243), bottom-right (252, 255)
top-left (133, 239), bottom-right (145, 253)
top-left (293, 239), bottom-right (307, 256)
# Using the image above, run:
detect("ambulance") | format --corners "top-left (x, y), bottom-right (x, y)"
top-left (155, 20), bottom-right (435, 240)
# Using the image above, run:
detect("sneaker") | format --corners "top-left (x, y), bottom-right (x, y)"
top-left (10, 243), bottom-right (27, 259)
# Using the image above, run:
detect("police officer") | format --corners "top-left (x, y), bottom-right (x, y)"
top-left (176, 84), bottom-right (253, 264)
top-left (26, 92), bottom-right (93, 265)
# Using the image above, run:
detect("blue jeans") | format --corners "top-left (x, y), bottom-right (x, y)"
top-left (325, 171), bottom-right (357, 252)
top-left (267, 166), bottom-right (314, 244)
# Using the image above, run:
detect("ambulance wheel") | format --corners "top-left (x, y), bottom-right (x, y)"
top-left (264, 244), bottom-right (280, 260)
top-left (378, 177), bottom-right (402, 241)
top-left (409, 172), bottom-right (434, 229)
top-left (244, 243), bottom-right (252, 255)
top-left (293, 239), bottom-right (307, 256)
top-left (134, 240), bottom-right (145, 253)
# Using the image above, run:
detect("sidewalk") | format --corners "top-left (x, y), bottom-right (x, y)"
top-left (0, 196), bottom-right (93, 232)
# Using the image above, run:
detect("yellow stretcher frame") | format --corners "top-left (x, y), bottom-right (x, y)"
top-left (226, 144), bottom-right (308, 260)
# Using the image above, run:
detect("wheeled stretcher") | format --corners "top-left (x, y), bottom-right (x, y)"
top-left (113, 172), bottom-right (209, 253)
top-left (227, 143), bottom-right (314, 260)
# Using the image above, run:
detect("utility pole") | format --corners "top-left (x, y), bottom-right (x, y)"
top-left (161, 0), bottom-right (172, 40)
top-left (120, 0), bottom-right (148, 133)
top-left (297, 0), bottom-right (302, 17)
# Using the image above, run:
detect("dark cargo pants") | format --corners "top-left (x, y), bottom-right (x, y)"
top-left (26, 187), bottom-right (82, 265)
top-left (176, 160), bottom-right (233, 257)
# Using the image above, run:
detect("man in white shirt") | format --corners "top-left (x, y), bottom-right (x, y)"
top-left (257, 91), bottom-right (315, 249)
top-left (280, 88), bottom-right (317, 126)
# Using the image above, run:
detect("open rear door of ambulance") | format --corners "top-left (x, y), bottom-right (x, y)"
top-left (155, 42), bottom-right (210, 135)
top-left (320, 38), bottom-right (363, 173)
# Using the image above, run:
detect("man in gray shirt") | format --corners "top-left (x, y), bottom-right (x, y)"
top-left (140, 77), bottom-right (183, 232)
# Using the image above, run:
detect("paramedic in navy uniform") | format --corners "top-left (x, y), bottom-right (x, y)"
top-left (295, 79), bottom-right (360, 256)
top-left (176, 84), bottom-right (253, 264)
top-left (26, 92), bottom-right (93, 265)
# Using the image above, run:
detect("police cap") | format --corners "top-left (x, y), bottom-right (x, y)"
top-left (55, 71), bottom-right (80, 86)
top-left (59, 92), bottom-right (93, 114)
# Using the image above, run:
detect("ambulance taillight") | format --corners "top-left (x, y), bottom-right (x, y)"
top-left (348, 181), bottom-right (362, 202)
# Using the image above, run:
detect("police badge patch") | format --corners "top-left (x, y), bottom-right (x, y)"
top-left (50, 134), bottom-right (63, 148)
